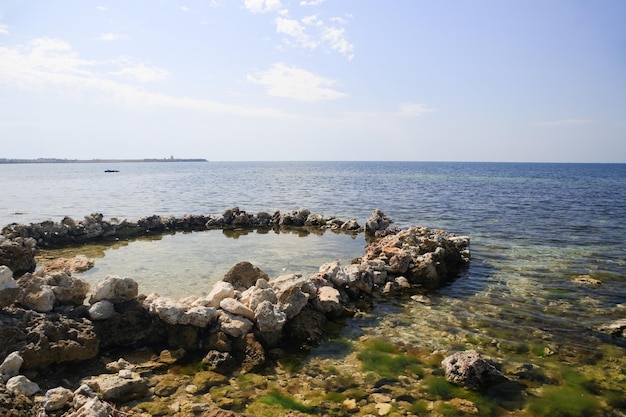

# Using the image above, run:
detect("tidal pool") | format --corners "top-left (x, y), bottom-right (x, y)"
top-left (36, 228), bottom-right (367, 300)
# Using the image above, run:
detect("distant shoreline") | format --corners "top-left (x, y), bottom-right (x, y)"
top-left (0, 158), bottom-right (208, 164)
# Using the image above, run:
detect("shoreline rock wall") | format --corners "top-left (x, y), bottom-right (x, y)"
top-left (0, 209), bottom-right (471, 415)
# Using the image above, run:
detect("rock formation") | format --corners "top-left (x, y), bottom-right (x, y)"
top-left (0, 208), bottom-right (472, 416)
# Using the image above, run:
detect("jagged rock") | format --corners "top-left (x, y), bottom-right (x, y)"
top-left (313, 286), bottom-right (343, 314)
top-left (82, 372), bottom-right (148, 401)
top-left (0, 236), bottom-right (37, 276)
top-left (42, 386), bottom-right (74, 411)
top-left (223, 262), bottom-right (269, 291)
top-left (365, 209), bottom-right (392, 235)
top-left (146, 296), bottom-right (187, 325)
top-left (15, 274), bottom-right (55, 312)
top-left (340, 219), bottom-right (360, 231)
top-left (6, 375), bottom-right (40, 396)
top-left (441, 350), bottom-right (508, 390)
top-left (0, 351), bottom-right (23, 382)
top-left (362, 226), bottom-right (470, 289)
top-left (0, 308), bottom-right (99, 370)
top-left (201, 350), bottom-right (237, 373)
top-left (343, 263), bottom-right (375, 295)
top-left (0, 383), bottom-right (35, 417)
top-left (219, 298), bottom-right (255, 320)
top-left (279, 208), bottom-right (310, 227)
top-left (0, 266), bottom-right (19, 308)
top-left (239, 333), bottom-right (266, 373)
top-left (240, 279), bottom-right (277, 311)
top-left (89, 276), bottom-right (138, 304)
top-left (204, 281), bottom-right (236, 308)
top-left (218, 311), bottom-right (253, 338)
top-left (254, 300), bottom-right (287, 332)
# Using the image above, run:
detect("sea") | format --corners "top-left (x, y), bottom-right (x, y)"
top-left (1, 161), bottom-right (626, 408)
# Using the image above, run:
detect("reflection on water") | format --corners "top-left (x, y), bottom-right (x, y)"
top-left (37, 229), bottom-right (366, 300)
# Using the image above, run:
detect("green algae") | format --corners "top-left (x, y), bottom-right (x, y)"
top-left (356, 338), bottom-right (424, 379)
top-left (257, 390), bottom-right (313, 413)
top-left (527, 386), bottom-right (600, 417)
top-left (425, 377), bottom-right (462, 400)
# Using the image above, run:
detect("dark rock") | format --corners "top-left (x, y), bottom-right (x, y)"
top-left (223, 261), bottom-right (269, 291)
top-left (0, 307), bottom-right (98, 370)
top-left (283, 307), bottom-right (327, 346)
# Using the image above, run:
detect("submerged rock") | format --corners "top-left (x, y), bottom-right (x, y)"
top-left (441, 350), bottom-right (508, 390)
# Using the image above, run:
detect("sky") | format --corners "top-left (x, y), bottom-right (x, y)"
top-left (0, 1), bottom-right (625, 162)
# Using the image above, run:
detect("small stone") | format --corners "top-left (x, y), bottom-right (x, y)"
top-left (6, 375), bottom-right (40, 396)
top-left (43, 387), bottom-right (74, 411)
top-left (375, 402), bottom-right (392, 415)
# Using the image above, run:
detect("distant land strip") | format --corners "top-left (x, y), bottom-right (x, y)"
top-left (0, 158), bottom-right (208, 164)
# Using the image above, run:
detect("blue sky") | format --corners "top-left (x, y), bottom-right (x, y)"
top-left (0, 1), bottom-right (624, 162)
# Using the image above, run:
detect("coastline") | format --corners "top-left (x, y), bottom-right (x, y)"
top-left (0, 158), bottom-right (208, 164)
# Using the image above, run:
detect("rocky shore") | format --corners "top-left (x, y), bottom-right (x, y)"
top-left (0, 208), bottom-right (494, 416)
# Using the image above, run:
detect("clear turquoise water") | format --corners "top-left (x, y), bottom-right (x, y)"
top-left (2, 161), bottom-right (625, 353)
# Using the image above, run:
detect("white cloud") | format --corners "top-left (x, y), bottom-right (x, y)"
top-left (96, 5), bottom-right (107, 12)
top-left (0, 38), bottom-right (294, 118)
top-left (398, 103), bottom-right (438, 118)
top-left (535, 119), bottom-right (592, 126)
top-left (300, 0), bottom-right (325, 5)
top-left (321, 26), bottom-right (354, 59)
top-left (100, 33), bottom-right (128, 41)
top-left (0, 23), bottom-right (8, 35)
top-left (180, 6), bottom-right (189, 12)
top-left (244, 0), bottom-right (282, 14)
top-left (275, 16), bottom-right (317, 49)
top-left (110, 61), bottom-right (169, 82)
top-left (246, 62), bottom-right (347, 102)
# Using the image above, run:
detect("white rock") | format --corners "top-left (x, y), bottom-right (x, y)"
top-left (43, 387), bottom-right (74, 411)
top-left (181, 305), bottom-right (217, 327)
top-left (204, 281), bottom-right (235, 308)
top-left (255, 300), bottom-right (287, 333)
top-left (0, 351), bottom-right (23, 382)
top-left (149, 297), bottom-right (186, 325)
top-left (89, 276), bottom-right (138, 304)
top-left (21, 286), bottom-right (55, 313)
top-left (118, 369), bottom-right (132, 379)
top-left (240, 285), bottom-right (277, 312)
top-left (219, 297), bottom-right (255, 320)
top-left (0, 265), bottom-right (14, 283)
top-left (218, 311), bottom-right (253, 338)
top-left (0, 266), bottom-right (19, 308)
top-left (314, 286), bottom-right (343, 313)
top-left (319, 260), bottom-right (342, 282)
top-left (88, 300), bottom-right (115, 320)
top-left (6, 375), bottom-right (40, 396)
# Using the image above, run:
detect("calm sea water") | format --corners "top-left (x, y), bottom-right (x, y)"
top-left (2, 161), bottom-right (625, 355)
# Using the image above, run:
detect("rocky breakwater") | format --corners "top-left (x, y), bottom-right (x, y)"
top-left (0, 209), bottom-right (470, 416)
